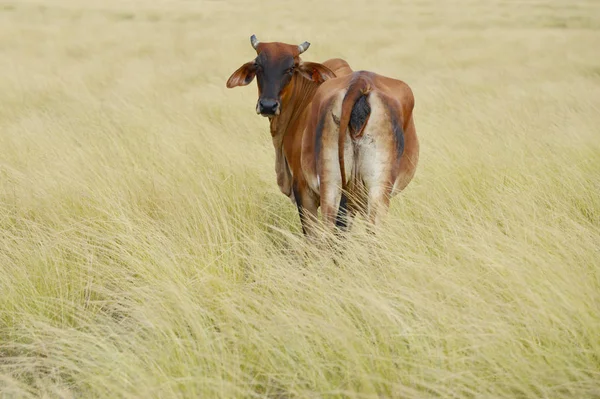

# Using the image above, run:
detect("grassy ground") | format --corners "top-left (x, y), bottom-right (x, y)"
top-left (1, 0), bottom-right (599, 398)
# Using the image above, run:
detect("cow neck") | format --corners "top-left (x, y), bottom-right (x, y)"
top-left (269, 74), bottom-right (319, 151)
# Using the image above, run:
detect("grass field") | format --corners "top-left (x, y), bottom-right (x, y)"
top-left (1, 0), bottom-right (600, 398)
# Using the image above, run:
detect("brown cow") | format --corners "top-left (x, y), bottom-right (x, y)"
top-left (226, 35), bottom-right (419, 236)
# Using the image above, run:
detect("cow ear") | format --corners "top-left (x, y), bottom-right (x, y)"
top-left (297, 61), bottom-right (336, 83)
top-left (226, 61), bottom-right (256, 88)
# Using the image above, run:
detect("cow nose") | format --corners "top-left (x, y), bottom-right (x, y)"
top-left (258, 98), bottom-right (280, 115)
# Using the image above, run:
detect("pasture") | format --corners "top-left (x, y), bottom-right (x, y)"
top-left (1, 0), bottom-right (599, 397)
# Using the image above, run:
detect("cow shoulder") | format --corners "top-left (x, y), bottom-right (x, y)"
top-left (321, 58), bottom-right (354, 78)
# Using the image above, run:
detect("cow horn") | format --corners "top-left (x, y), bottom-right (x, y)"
top-left (250, 34), bottom-right (260, 50)
top-left (298, 41), bottom-right (310, 54)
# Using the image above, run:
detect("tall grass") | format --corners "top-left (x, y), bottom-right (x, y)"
top-left (1, 0), bottom-right (599, 397)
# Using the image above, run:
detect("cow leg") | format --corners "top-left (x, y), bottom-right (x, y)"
top-left (355, 93), bottom-right (398, 233)
top-left (292, 181), bottom-right (319, 237)
top-left (366, 183), bottom-right (393, 232)
top-left (320, 176), bottom-right (343, 232)
top-left (319, 127), bottom-right (353, 233)
top-left (361, 156), bottom-right (395, 234)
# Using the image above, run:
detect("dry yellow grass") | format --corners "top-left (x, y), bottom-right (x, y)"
top-left (1, 0), bottom-right (599, 398)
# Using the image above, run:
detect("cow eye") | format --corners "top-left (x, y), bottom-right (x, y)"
top-left (286, 66), bottom-right (295, 74)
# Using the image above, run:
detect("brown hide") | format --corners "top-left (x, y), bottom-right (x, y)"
top-left (271, 58), bottom-right (354, 200)
top-left (301, 69), bottom-right (419, 228)
top-left (227, 37), bottom-right (418, 235)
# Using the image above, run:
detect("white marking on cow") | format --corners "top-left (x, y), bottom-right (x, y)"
top-left (349, 93), bottom-right (396, 219)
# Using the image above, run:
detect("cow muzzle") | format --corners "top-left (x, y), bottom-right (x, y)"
top-left (256, 98), bottom-right (280, 117)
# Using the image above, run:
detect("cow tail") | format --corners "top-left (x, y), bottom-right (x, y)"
top-left (336, 74), bottom-right (372, 229)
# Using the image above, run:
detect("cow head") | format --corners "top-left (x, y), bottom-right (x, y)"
top-left (226, 35), bottom-right (336, 117)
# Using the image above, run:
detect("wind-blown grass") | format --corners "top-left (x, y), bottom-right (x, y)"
top-left (1, 0), bottom-right (599, 398)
